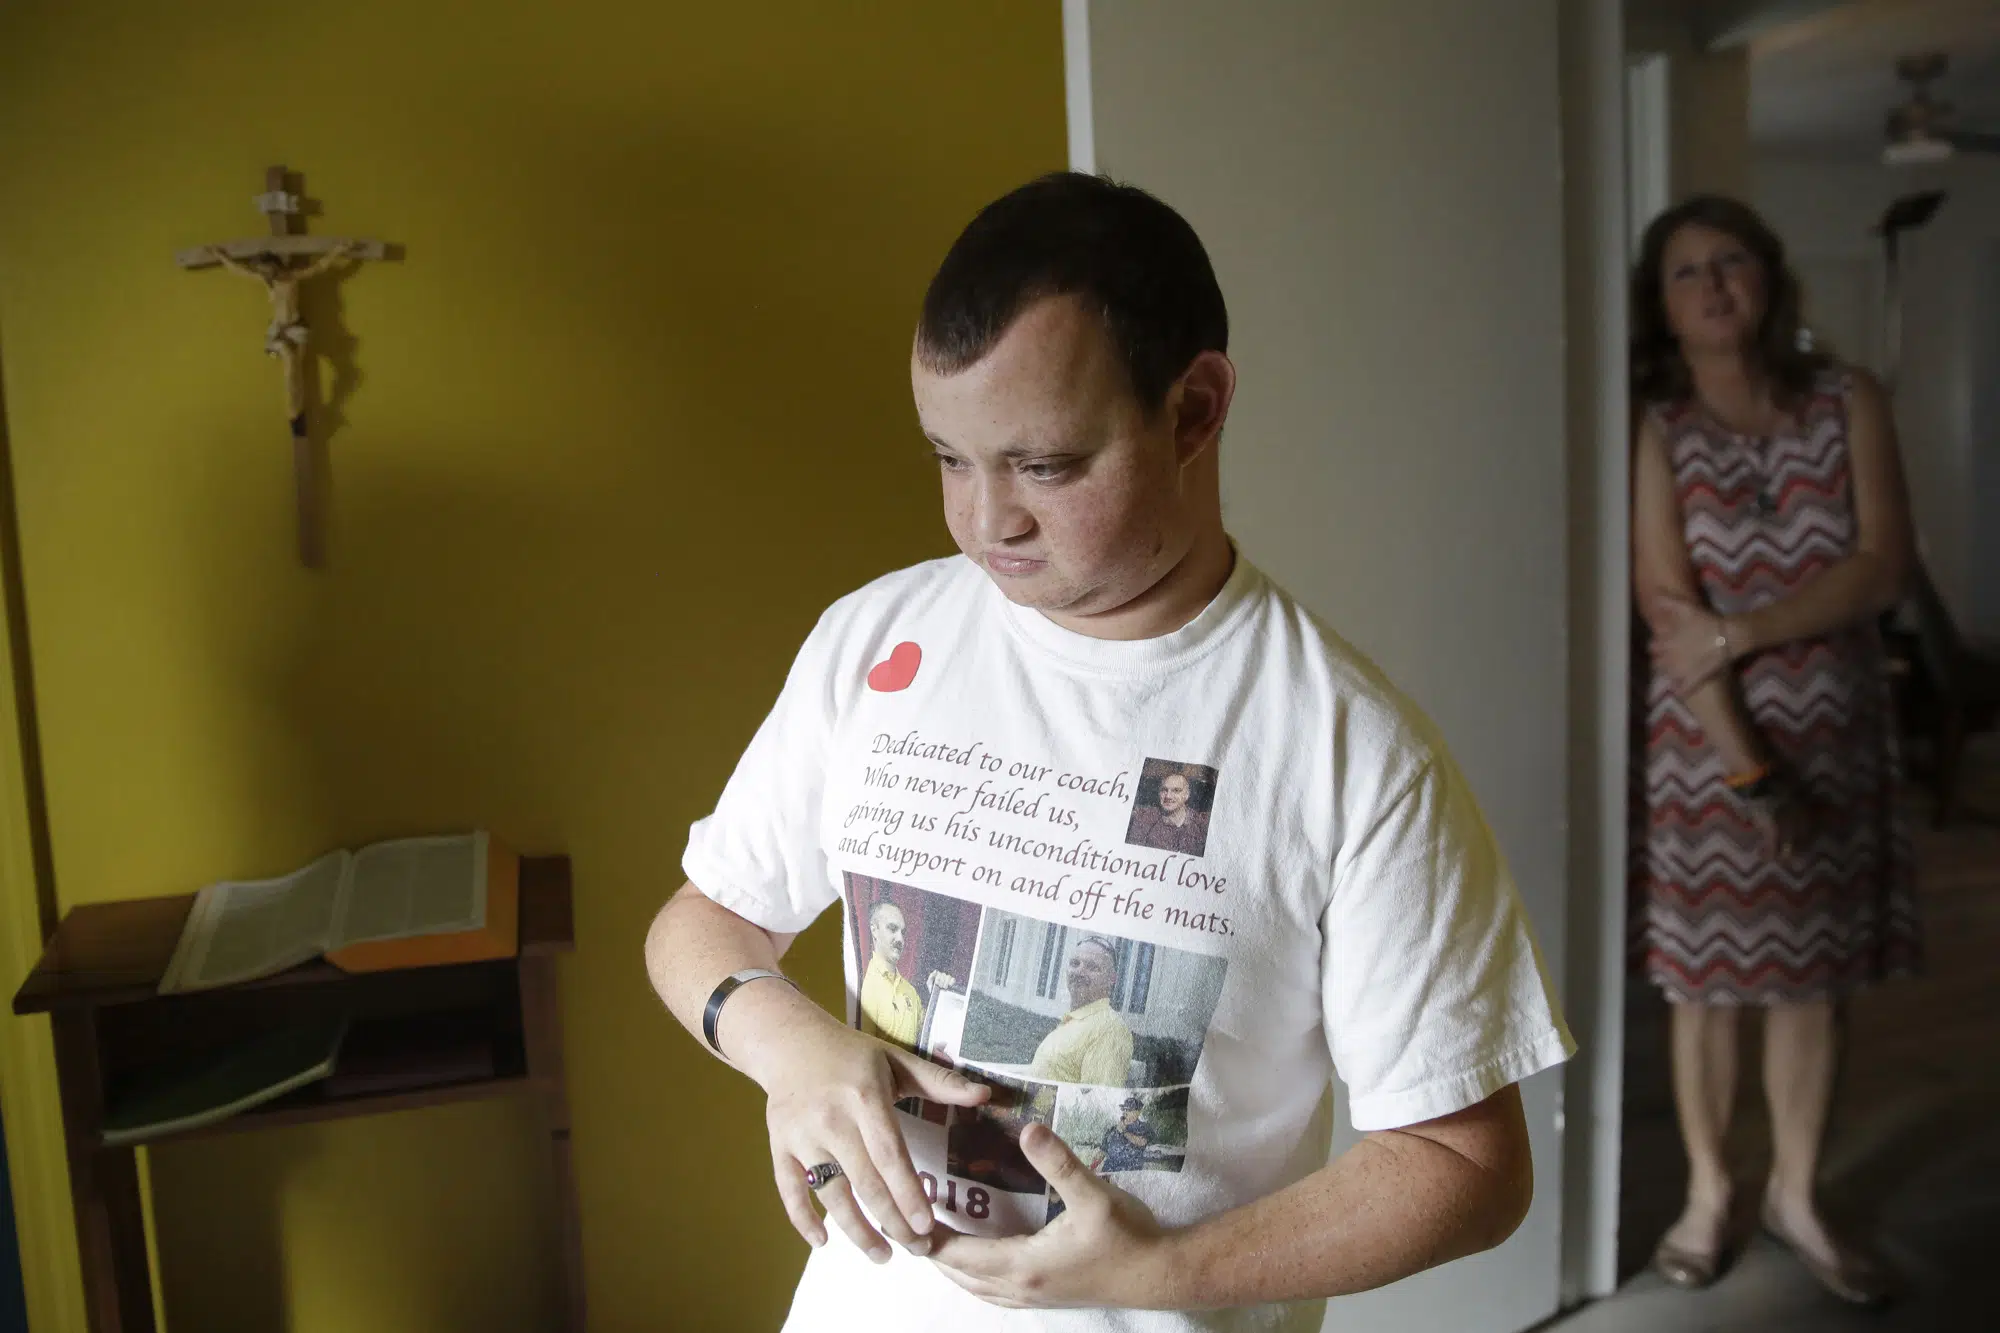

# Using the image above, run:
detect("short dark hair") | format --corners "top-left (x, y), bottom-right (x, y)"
top-left (1630, 194), bottom-right (1829, 409)
top-left (916, 172), bottom-right (1229, 413)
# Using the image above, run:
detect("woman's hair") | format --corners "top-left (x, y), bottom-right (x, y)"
top-left (1629, 194), bottom-right (1829, 409)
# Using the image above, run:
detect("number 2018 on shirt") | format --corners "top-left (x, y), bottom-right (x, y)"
top-left (917, 1171), bottom-right (991, 1219)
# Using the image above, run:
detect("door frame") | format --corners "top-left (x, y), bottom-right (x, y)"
top-left (1625, 52), bottom-right (1671, 258)
top-left (1558, 0), bottom-right (1633, 1306)
top-left (0, 352), bottom-right (88, 1330)
top-left (1063, 0), bottom-right (1636, 1317)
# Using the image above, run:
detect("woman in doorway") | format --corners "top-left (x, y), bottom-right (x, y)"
top-left (1630, 195), bottom-right (1919, 1305)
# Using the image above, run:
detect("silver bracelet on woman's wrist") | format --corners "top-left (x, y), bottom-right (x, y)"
top-left (701, 968), bottom-right (799, 1056)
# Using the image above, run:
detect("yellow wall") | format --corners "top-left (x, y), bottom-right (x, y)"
top-left (0, 2), bottom-right (1064, 1328)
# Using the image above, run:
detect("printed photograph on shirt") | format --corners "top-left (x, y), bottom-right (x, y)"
top-left (1054, 1084), bottom-right (1190, 1176)
top-left (1123, 757), bottom-right (1219, 858)
top-left (844, 873), bottom-right (979, 1055)
top-left (901, 989), bottom-right (969, 1126)
top-left (946, 1071), bottom-right (1059, 1194)
top-left (1043, 1084), bottom-right (1193, 1224)
top-left (956, 909), bottom-right (1228, 1088)
top-left (924, 989), bottom-right (969, 1066)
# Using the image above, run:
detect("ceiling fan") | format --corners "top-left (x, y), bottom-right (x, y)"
top-left (1883, 52), bottom-right (2000, 166)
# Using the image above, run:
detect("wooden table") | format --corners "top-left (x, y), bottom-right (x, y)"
top-left (11, 856), bottom-right (582, 1333)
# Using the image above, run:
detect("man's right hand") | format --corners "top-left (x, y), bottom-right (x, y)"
top-left (642, 886), bottom-right (990, 1263)
top-left (756, 1012), bottom-right (990, 1262)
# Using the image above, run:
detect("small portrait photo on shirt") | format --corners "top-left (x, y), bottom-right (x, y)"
top-left (955, 911), bottom-right (1228, 1088)
top-left (1057, 1084), bottom-right (1190, 1176)
top-left (946, 1071), bottom-right (1059, 1195)
top-left (1043, 1085), bottom-right (1191, 1224)
top-left (844, 873), bottom-right (980, 1058)
top-left (1124, 758), bottom-right (1219, 858)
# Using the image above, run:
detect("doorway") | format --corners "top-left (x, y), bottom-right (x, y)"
top-left (1602, 4), bottom-right (2000, 1328)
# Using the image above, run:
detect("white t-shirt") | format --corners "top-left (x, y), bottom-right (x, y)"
top-left (684, 552), bottom-right (1573, 1333)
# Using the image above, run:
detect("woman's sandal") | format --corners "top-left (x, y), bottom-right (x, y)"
top-left (1651, 1236), bottom-right (1723, 1290)
top-left (1759, 1202), bottom-right (1896, 1306)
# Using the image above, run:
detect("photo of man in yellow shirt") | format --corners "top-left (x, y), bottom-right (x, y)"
top-left (858, 899), bottom-right (958, 1049)
top-left (1028, 937), bottom-right (1134, 1085)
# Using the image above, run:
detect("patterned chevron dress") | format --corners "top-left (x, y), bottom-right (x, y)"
top-left (1635, 369), bottom-right (1919, 1004)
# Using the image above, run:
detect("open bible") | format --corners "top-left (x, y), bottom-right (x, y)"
top-left (158, 831), bottom-right (518, 994)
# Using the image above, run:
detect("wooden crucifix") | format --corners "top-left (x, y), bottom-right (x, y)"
top-left (177, 166), bottom-right (391, 567)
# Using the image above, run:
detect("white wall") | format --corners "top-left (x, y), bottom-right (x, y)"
top-left (1755, 154), bottom-right (2000, 636)
top-left (1078, 2), bottom-right (1579, 1328)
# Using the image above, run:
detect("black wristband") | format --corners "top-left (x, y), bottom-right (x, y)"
top-left (701, 968), bottom-right (796, 1055)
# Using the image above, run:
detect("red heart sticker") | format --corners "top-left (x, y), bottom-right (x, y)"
top-left (867, 641), bottom-right (923, 693)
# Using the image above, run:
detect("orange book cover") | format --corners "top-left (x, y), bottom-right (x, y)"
top-left (324, 833), bottom-right (520, 973)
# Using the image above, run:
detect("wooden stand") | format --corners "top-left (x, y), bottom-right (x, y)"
top-left (12, 857), bottom-right (583, 1333)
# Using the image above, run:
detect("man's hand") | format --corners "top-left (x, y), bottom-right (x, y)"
top-left (927, 969), bottom-right (959, 991)
top-left (759, 1014), bottom-right (990, 1264)
top-left (928, 1124), bottom-right (1177, 1310)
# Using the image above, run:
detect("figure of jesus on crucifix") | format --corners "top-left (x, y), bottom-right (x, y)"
top-left (203, 241), bottom-right (362, 437)
top-left (178, 165), bottom-right (392, 567)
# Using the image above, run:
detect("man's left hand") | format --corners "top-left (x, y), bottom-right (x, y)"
top-left (927, 1124), bottom-right (1180, 1310)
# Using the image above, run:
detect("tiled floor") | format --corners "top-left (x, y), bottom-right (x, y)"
top-left (1549, 737), bottom-right (2000, 1332)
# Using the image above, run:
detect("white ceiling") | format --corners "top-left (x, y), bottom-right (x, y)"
top-left (1747, 0), bottom-right (2000, 156)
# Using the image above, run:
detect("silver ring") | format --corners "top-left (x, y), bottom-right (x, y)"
top-left (804, 1161), bottom-right (843, 1191)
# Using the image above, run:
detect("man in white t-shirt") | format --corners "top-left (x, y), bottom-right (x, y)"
top-left (645, 172), bottom-right (1574, 1332)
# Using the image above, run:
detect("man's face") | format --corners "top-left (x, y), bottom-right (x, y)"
top-left (1065, 941), bottom-right (1117, 1008)
top-left (913, 295), bottom-right (1204, 627)
top-left (870, 905), bottom-right (906, 965)
top-left (1159, 774), bottom-right (1190, 815)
